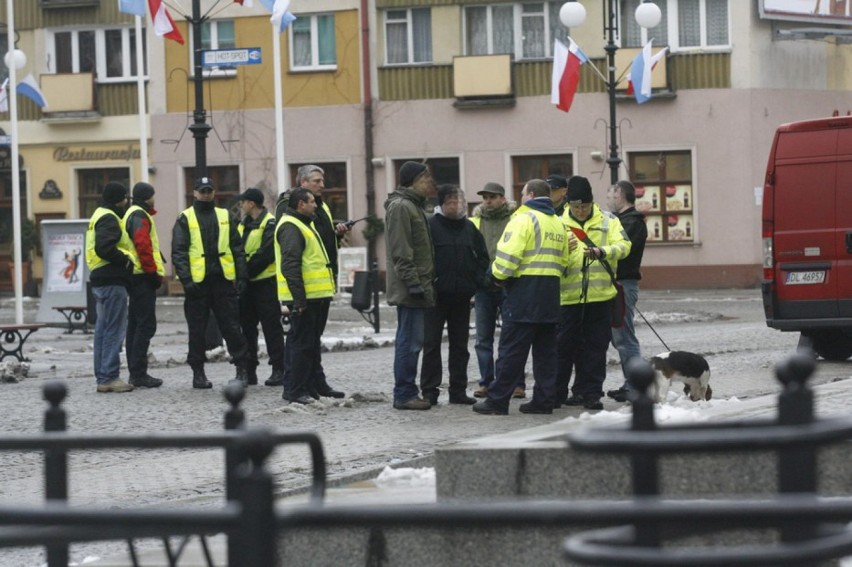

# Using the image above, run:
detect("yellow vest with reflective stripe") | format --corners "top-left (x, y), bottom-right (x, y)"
top-left (560, 205), bottom-right (632, 305)
top-left (491, 205), bottom-right (568, 281)
top-left (125, 204), bottom-right (165, 276)
top-left (238, 212), bottom-right (276, 281)
top-left (274, 215), bottom-right (335, 302)
top-left (181, 206), bottom-right (236, 283)
top-left (85, 207), bottom-right (138, 272)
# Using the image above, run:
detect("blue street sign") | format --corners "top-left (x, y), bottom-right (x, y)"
top-left (201, 47), bottom-right (262, 68)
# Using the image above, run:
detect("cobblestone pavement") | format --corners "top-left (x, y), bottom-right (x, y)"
top-left (0, 289), bottom-right (834, 565)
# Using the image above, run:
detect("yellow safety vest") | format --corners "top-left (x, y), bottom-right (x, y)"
top-left (274, 214), bottom-right (335, 302)
top-left (85, 207), bottom-right (138, 272)
top-left (237, 212), bottom-right (276, 281)
top-left (560, 205), bottom-right (631, 305)
top-left (180, 206), bottom-right (236, 283)
top-left (491, 205), bottom-right (569, 281)
top-left (125, 204), bottom-right (165, 276)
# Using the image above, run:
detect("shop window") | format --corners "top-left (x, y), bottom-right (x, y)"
top-left (289, 162), bottom-right (348, 222)
top-left (628, 150), bottom-right (693, 243)
top-left (183, 166), bottom-right (241, 216)
top-left (391, 157), bottom-right (460, 211)
top-left (77, 167), bottom-right (129, 219)
top-left (511, 154), bottom-right (573, 203)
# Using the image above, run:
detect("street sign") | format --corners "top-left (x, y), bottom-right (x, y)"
top-left (201, 47), bottom-right (262, 68)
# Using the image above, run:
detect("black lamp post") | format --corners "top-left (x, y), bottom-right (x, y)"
top-left (187, 0), bottom-right (211, 180)
top-left (560, 1), bottom-right (662, 185)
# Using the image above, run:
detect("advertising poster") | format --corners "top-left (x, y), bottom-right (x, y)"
top-left (761, 0), bottom-right (852, 23)
top-left (45, 233), bottom-right (84, 293)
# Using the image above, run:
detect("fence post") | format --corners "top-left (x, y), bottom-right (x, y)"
top-left (626, 358), bottom-right (660, 548)
top-left (223, 382), bottom-right (247, 567)
top-left (43, 381), bottom-right (68, 567)
top-left (775, 353), bottom-right (817, 542)
top-left (234, 428), bottom-right (277, 567)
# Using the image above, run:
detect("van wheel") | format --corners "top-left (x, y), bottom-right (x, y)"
top-left (809, 330), bottom-right (852, 361)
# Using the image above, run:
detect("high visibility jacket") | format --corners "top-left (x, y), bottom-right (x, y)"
top-left (238, 211), bottom-right (276, 281)
top-left (86, 207), bottom-right (138, 272)
top-left (125, 204), bottom-right (165, 276)
top-left (180, 206), bottom-right (236, 283)
top-left (561, 204), bottom-right (631, 305)
top-left (492, 205), bottom-right (568, 281)
top-left (274, 215), bottom-right (335, 302)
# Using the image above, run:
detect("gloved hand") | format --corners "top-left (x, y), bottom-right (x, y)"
top-left (236, 279), bottom-right (248, 296)
top-left (408, 285), bottom-right (426, 300)
top-left (183, 282), bottom-right (202, 298)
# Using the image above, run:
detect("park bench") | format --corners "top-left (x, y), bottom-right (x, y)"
top-left (52, 306), bottom-right (90, 334)
top-left (0, 323), bottom-right (46, 362)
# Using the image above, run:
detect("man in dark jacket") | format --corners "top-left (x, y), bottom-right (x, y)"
top-left (86, 182), bottom-right (135, 393)
top-left (275, 188), bottom-right (337, 404)
top-left (237, 187), bottom-right (285, 387)
top-left (172, 177), bottom-right (250, 389)
top-left (384, 161), bottom-right (435, 410)
top-left (124, 182), bottom-right (164, 389)
top-left (420, 184), bottom-right (489, 406)
top-left (605, 179), bottom-right (649, 402)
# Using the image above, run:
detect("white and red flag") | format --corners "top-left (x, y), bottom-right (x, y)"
top-left (148, 0), bottom-right (185, 45)
top-left (551, 38), bottom-right (588, 113)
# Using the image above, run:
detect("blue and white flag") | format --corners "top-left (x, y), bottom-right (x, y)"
top-left (270, 0), bottom-right (297, 32)
top-left (17, 74), bottom-right (48, 109)
top-left (118, 0), bottom-right (146, 17)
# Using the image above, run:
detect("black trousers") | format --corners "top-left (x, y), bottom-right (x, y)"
top-left (487, 320), bottom-right (557, 409)
top-left (420, 297), bottom-right (471, 399)
top-left (284, 299), bottom-right (330, 399)
top-left (557, 300), bottom-right (612, 401)
top-left (184, 276), bottom-right (248, 369)
top-left (239, 277), bottom-right (285, 372)
top-left (126, 278), bottom-right (157, 380)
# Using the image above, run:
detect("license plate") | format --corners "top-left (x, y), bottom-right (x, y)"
top-left (786, 271), bottom-right (826, 285)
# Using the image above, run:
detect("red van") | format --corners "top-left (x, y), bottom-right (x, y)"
top-left (762, 115), bottom-right (852, 360)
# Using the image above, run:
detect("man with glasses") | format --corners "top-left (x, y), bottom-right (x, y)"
top-left (172, 177), bottom-right (250, 389)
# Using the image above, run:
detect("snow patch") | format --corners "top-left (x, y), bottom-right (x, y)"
top-left (375, 466), bottom-right (435, 488)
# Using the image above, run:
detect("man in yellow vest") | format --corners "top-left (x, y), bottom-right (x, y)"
top-left (124, 182), bottom-right (164, 388)
top-left (236, 187), bottom-right (285, 387)
top-left (171, 177), bottom-right (250, 389)
top-left (274, 188), bottom-right (336, 404)
top-left (472, 179), bottom-right (579, 415)
top-left (86, 182), bottom-right (136, 393)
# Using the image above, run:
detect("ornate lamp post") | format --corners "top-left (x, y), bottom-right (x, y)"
top-left (560, 0), bottom-right (662, 184)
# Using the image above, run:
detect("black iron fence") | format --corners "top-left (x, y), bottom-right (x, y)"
top-left (3, 354), bottom-right (852, 566)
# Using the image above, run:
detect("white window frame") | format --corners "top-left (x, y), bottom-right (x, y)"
top-left (462, 2), bottom-right (564, 60)
top-left (189, 19), bottom-right (237, 78)
top-left (46, 27), bottom-right (147, 83)
top-left (625, 0), bottom-right (730, 52)
top-left (383, 8), bottom-right (432, 66)
top-left (288, 13), bottom-right (337, 72)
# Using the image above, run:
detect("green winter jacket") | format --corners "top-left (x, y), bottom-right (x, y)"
top-left (383, 186), bottom-right (435, 308)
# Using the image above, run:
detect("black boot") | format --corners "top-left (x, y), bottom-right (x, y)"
top-left (192, 368), bottom-right (212, 389)
top-left (234, 366), bottom-right (249, 386)
top-left (265, 368), bottom-right (284, 387)
top-left (246, 366), bottom-right (258, 386)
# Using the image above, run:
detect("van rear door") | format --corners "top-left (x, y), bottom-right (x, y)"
top-left (837, 126), bottom-right (852, 316)
top-left (771, 125), bottom-right (838, 321)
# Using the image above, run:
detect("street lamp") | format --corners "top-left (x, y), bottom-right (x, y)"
top-left (560, 0), bottom-right (662, 184)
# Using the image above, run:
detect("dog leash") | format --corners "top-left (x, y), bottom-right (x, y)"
top-left (634, 305), bottom-right (671, 351)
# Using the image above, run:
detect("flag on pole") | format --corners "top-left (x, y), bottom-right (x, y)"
top-left (17, 74), bottom-right (48, 109)
top-left (233, 0), bottom-right (254, 6)
top-left (0, 79), bottom-right (8, 113)
top-left (551, 38), bottom-right (588, 113)
top-left (270, 0), bottom-right (297, 32)
top-left (629, 40), bottom-right (667, 104)
top-left (118, 0), bottom-right (146, 16)
top-left (148, 0), bottom-right (185, 44)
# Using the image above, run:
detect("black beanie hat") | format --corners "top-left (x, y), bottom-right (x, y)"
top-left (132, 182), bottom-right (155, 202)
top-left (102, 182), bottom-right (128, 205)
top-left (566, 176), bottom-right (594, 204)
top-left (399, 161), bottom-right (428, 187)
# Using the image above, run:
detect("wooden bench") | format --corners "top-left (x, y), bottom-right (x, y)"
top-left (0, 323), bottom-right (46, 362)
top-left (53, 306), bottom-right (90, 334)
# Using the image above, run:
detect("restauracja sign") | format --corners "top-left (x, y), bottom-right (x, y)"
top-left (53, 146), bottom-right (141, 162)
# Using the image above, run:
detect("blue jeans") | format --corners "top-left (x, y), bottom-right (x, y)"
top-left (474, 289), bottom-right (502, 386)
top-left (611, 279), bottom-right (641, 389)
top-left (393, 306), bottom-right (425, 403)
top-left (93, 285), bottom-right (128, 384)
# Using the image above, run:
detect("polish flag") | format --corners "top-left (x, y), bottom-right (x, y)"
top-left (233, 0), bottom-right (254, 6)
top-left (148, 0), bottom-right (185, 45)
top-left (551, 38), bottom-right (588, 113)
top-left (629, 40), bottom-right (668, 104)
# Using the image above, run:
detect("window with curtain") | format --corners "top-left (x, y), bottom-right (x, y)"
top-left (48, 28), bottom-right (141, 81)
top-left (464, 2), bottom-right (568, 60)
top-left (191, 20), bottom-right (237, 75)
top-left (384, 8), bottom-right (432, 65)
top-left (290, 13), bottom-right (337, 71)
top-left (620, 0), bottom-right (728, 51)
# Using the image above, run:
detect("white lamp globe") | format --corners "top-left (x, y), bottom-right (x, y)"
top-left (560, 1), bottom-right (587, 29)
top-left (4, 49), bottom-right (26, 71)
top-left (635, 1), bottom-right (662, 29)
